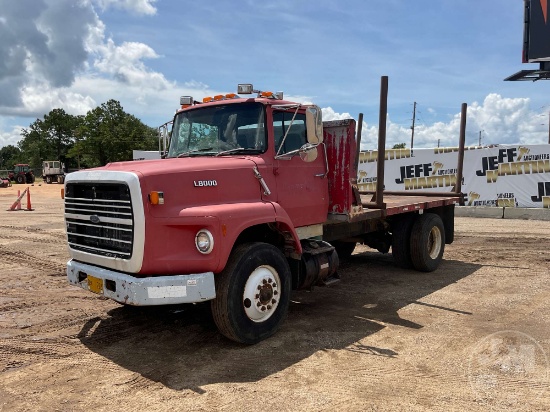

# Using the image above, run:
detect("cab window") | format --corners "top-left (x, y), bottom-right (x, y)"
top-left (273, 111), bottom-right (307, 155)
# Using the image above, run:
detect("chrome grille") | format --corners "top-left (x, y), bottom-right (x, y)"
top-left (65, 183), bottom-right (134, 258)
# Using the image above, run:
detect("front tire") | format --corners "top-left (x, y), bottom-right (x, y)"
top-left (16, 175), bottom-right (24, 184)
top-left (45, 176), bottom-right (52, 184)
top-left (211, 242), bottom-right (291, 344)
top-left (410, 213), bottom-right (445, 272)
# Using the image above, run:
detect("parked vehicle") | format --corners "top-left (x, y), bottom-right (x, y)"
top-left (64, 83), bottom-right (464, 344)
top-left (0, 177), bottom-right (10, 188)
top-left (9, 164), bottom-right (35, 184)
top-left (42, 161), bottom-right (65, 184)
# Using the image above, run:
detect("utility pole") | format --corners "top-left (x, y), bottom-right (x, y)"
top-left (548, 111), bottom-right (550, 144)
top-left (410, 101), bottom-right (416, 150)
top-left (478, 130), bottom-right (482, 146)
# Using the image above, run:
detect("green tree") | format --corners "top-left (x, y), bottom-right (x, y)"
top-left (70, 100), bottom-right (157, 167)
top-left (392, 143), bottom-right (406, 149)
top-left (19, 108), bottom-right (82, 170)
top-left (0, 145), bottom-right (22, 171)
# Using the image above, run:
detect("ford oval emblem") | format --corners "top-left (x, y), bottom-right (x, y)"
top-left (90, 215), bottom-right (101, 224)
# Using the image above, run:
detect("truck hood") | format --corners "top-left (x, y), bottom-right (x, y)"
top-left (83, 156), bottom-right (269, 214)
top-left (102, 156), bottom-right (259, 176)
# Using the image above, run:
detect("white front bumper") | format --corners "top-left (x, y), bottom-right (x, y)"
top-left (67, 260), bottom-right (216, 306)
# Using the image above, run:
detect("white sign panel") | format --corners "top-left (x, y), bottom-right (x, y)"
top-left (358, 145), bottom-right (550, 209)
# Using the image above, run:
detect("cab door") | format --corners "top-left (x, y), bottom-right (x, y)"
top-left (270, 109), bottom-right (329, 228)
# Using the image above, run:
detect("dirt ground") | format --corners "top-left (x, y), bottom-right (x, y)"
top-left (0, 183), bottom-right (549, 412)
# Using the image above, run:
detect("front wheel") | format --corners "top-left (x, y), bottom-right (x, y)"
top-left (410, 213), bottom-right (445, 272)
top-left (211, 242), bottom-right (291, 344)
top-left (16, 175), bottom-right (24, 184)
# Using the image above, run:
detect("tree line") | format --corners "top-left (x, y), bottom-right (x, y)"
top-left (0, 99), bottom-right (158, 173)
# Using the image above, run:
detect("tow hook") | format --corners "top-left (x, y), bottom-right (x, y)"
top-left (253, 167), bottom-right (271, 196)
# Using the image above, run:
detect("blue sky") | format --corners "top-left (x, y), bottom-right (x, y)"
top-left (1, 0), bottom-right (549, 150)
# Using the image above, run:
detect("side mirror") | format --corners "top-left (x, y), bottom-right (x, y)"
top-left (158, 121), bottom-right (173, 158)
top-left (299, 144), bottom-right (318, 163)
top-left (305, 106), bottom-right (323, 144)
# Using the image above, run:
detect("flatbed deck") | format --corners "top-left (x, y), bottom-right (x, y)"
top-left (323, 193), bottom-right (461, 241)
top-left (361, 193), bottom-right (460, 216)
top-left (326, 193), bottom-right (461, 224)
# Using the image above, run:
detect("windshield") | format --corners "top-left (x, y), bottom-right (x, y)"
top-left (167, 102), bottom-right (266, 158)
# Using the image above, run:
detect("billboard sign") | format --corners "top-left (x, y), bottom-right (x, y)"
top-left (524, 0), bottom-right (550, 62)
top-left (357, 145), bottom-right (550, 209)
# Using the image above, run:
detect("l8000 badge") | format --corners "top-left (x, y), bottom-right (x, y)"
top-left (193, 180), bottom-right (217, 187)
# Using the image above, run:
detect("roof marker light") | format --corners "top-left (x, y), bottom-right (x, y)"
top-left (180, 96), bottom-right (193, 105)
top-left (238, 83), bottom-right (254, 94)
top-left (203, 96), bottom-right (213, 103)
top-left (225, 93), bottom-right (237, 99)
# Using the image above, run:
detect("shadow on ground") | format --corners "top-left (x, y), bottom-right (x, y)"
top-left (78, 251), bottom-right (481, 392)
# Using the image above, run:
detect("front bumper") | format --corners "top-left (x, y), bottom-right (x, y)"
top-left (67, 260), bottom-right (216, 306)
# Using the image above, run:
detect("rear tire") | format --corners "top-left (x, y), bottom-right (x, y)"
top-left (410, 213), bottom-right (445, 272)
top-left (211, 242), bottom-right (291, 344)
top-left (391, 214), bottom-right (416, 269)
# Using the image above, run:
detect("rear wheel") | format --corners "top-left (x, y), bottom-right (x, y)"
top-left (391, 214), bottom-right (416, 268)
top-left (211, 242), bottom-right (291, 344)
top-left (410, 213), bottom-right (445, 272)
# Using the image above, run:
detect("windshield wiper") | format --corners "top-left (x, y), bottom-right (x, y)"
top-left (176, 147), bottom-right (214, 158)
top-left (215, 148), bottom-right (262, 157)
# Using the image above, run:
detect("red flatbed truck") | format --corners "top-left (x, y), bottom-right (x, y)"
top-left (65, 80), bottom-right (465, 344)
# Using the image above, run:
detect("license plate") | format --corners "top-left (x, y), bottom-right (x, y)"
top-left (87, 275), bottom-right (103, 294)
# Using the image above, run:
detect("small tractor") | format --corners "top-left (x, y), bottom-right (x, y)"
top-left (9, 164), bottom-right (35, 184)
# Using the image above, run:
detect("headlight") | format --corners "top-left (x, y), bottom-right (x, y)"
top-left (195, 229), bottom-right (214, 254)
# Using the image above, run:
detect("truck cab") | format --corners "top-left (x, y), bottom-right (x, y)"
top-left (66, 84), bottom-right (342, 343)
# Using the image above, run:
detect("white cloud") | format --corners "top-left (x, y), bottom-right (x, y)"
top-left (0, 0), bottom-right (96, 108)
top-left (0, 0), bottom-right (171, 129)
top-left (0, 124), bottom-right (24, 148)
top-left (91, 39), bottom-right (172, 90)
top-left (93, 0), bottom-right (157, 15)
top-left (321, 107), bottom-right (353, 121)
top-left (20, 85), bottom-right (97, 118)
top-left (341, 94), bottom-right (550, 150)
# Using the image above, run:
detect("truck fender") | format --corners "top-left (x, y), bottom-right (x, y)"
top-left (269, 202), bottom-right (303, 255)
top-left (179, 202), bottom-right (296, 273)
